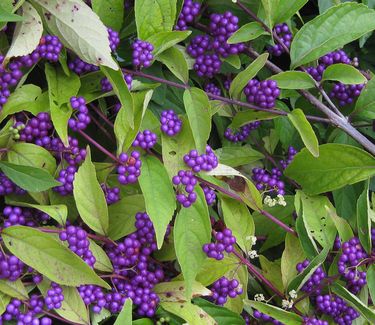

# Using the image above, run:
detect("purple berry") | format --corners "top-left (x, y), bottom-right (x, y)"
top-left (268, 23), bottom-right (293, 56)
top-left (244, 79), bottom-right (280, 109)
top-left (210, 276), bottom-right (243, 305)
top-left (68, 96), bottom-right (91, 131)
top-left (175, 0), bottom-right (201, 31)
top-left (132, 130), bottom-right (157, 149)
top-left (160, 109), bottom-right (182, 136)
top-left (183, 145), bottom-right (218, 172)
top-left (117, 151), bottom-right (142, 185)
top-left (132, 39), bottom-right (154, 69)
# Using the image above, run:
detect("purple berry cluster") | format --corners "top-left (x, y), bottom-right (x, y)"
top-left (132, 39), bottom-right (154, 69)
top-left (175, 0), bottom-right (201, 31)
top-left (117, 151), bottom-right (142, 185)
top-left (203, 228), bottom-right (236, 260)
top-left (18, 112), bottom-right (53, 145)
top-left (183, 145), bottom-right (218, 172)
top-left (0, 172), bottom-right (26, 196)
top-left (201, 184), bottom-right (216, 206)
top-left (194, 53), bottom-right (222, 78)
top-left (224, 121), bottom-right (260, 143)
top-left (172, 170), bottom-right (198, 207)
top-left (45, 282), bottom-right (64, 310)
top-left (268, 23), bottom-right (293, 56)
top-left (68, 57), bottom-right (99, 75)
top-left (303, 318), bottom-right (329, 325)
top-left (296, 259), bottom-right (326, 294)
top-left (252, 167), bottom-right (285, 195)
top-left (78, 285), bottom-right (106, 313)
top-left (280, 146), bottom-right (297, 169)
top-left (244, 79), bottom-right (280, 109)
top-left (107, 27), bottom-right (120, 52)
top-left (0, 251), bottom-right (24, 281)
top-left (59, 225), bottom-right (96, 267)
top-left (132, 130), bottom-right (157, 149)
top-left (101, 70), bottom-right (132, 92)
top-left (337, 237), bottom-right (367, 294)
top-left (37, 35), bottom-right (63, 62)
top-left (187, 35), bottom-right (211, 58)
top-left (68, 96), bottom-right (91, 131)
top-left (329, 83), bottom-right (364, 107)
top-left (101, 184), bottom-right (120, 205)
top-left (53, 165), bottom-right (77, 196)
top-left (2, 206), bottom-right (46, 227)
top-left (210, 276), bottom-right (243, 305)
top-left (204, 82), bottom-right (221, 99)
top-left (160, 109), bottom-right (182, 136)
top-left (253, 310), bottom-right (283, 325)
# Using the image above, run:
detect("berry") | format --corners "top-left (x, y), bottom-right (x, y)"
top-left (172, 170), bottom-right (198, 208)
top-left (132, 39), bottom-right (154, 69)
top-left (211, 276), bottom-right (243, 305)
top-left (183, 145), bottom-right (218, 172)
top-left (244, 79), bottom-right (280, 109)
top-left (296, 259), bottom-right (326, 294)
top-left (252, 167), bottom-right (285, 195)
top-left (205, 82), bottom-right (221, 99)
top-left (203, 228), bottom-right (236, 260)
top-left (68, 57), bottom-right (99, 75)
top-left (117, 151), bottom-right (142, 185)
top-left (132, 130), bottom-right (157, 149)
top-left (101, 70), bottom-right (132, 92)
top-left (194, 53), bottom-right (222, 78)
top-left (78, 285), bottom-right (106, 313)
top-left (53, 165), bottom-right (77, 196)
top-left (201, 184), bottom-right (216, 205)
top-left (224, 121), bottom-right (260, 142)
top-left (175, 0), bottom-right (201, 31)
top-left (0, 252), bottom-right (24, 281)
top-left (303, 317), bottom-right (329, 325)
top-left (268, 23), bottom-right (293, 56)
top-left (253, 310), bottom-right (283, 325)
top-left (45, 282), bottom-right (64, 309)
top-left (187, 35), bottom-right (212, 58)
top-left (101, 184), bottom-right (120, 205)
top-left (2, 206), bottom-right (37, 227)
top-left (18, 112), bottom-right (53, 145)
top-left (36, 35), bottom-right (63, 62)
top-left (68, 96), bottom-right (91, 131)
top-left (280, 146), bottom-right (297, 169)
top-left (107, 27), bottom-right (120, 52)
top-left (329, 82), bottom-right (364, 107)
top-left (160, 109), bottom-right (182, 136)
top-left (0, 172), bottom-right (26, 196)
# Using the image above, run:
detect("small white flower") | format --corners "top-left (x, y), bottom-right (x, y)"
top-left (277, 194), bottom-right (287, 206)
top-left (264, 195), bottom-right (276, 207)
top-left (246, 235), bottom-right (257, 246)
top-left (248, 250), bottom-right (259, 259)
top-left (289, 290), bottom-right (298, 299)
top-left (282, 299), bottom-right (293, 309)
top-left (254, 293), bottom-right (265, 302)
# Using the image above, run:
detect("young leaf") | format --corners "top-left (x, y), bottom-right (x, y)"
top-left (0, 279), bottom-right (28, 300)
top-left (73, 147), bottom-right (109, 235)
top-left (275, 0), bottom-right (308, 23)
top-left (285, 144), bottom-right (375, 195)
top-left (322, 64), bottom-right (367, 84)
top-left (174, 187), bottom-right (211, 299)
top-left (2, 226), bottom-right (110, 289)
top-left (183, 88), bottom-right (211, 154)
top-left (215, 146), bottom-right (264, 168)
top-left (290, 3), bottom-right (375, 68)
top-left (147, 31), bottom-right (191, 56)
top-left (108, 194), bottom-right (145, 240)
top-left (352, 76), bottom-right (375, 120)
top-left (287, 109), bottom-right (319, 157)
top-left (92, 0), bottom-right (124, 31)
top-left (157, 47), bottom-right (189, 83)
top-left (135, 0), bottom-right (177, 40)
top-left (138, 155), bottom-right (176, 249)
top-left (269, 71), bottom-right (315, 89)
top-left (227, 22), bottom-right (269, 44)
top-left (33, 0), bottom-right (117, 69)
top-left (0, 161), bottom-right (60, 192)
top-left (230, 53), bottom-right (269, 99)
top-left (154, 281), bottom-right (211, 302)
top-left (5, 2), bottom-right (42, 60)
top-left (357, 181), bottom-right (372, 253)
top-left (114, 299), bottom-right (132, 325)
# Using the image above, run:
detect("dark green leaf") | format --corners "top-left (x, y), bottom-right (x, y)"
top-left (92, 0), bottom-right (124, 31)
top-left (275, 0), bottom-right (308, 23)
top-left (147, 31), bottom-right (191, 56)
top-left (227, 22), bottom-right (269, 44)
top-left (259, 255), bottom-right (284, 292)
top-left (261, 0), bottom-right (279, 28)
top-left (231, 110), bottom-right (279, 128)
top-left (357, 181), bottom-right (372, 253)
top-left (157, 47), bottom-right (189, 83)
top-left (322, 64), bottom-right (367, 84)
top-left (269, 71), bottom-right (315, 89)
top-left (326, 205), bottom-right (354, 242)
top-left (352, 75), bottom-right (375, 120)
top-left (367, 265), bottom-right (375, 304)
top-left (215, 146), bottom-right (264, 167)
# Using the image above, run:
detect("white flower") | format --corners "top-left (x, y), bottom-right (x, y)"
top-left (264, 195), bottom-right (277, 207)
top-left (248, 250), bottom-right (259, 259)
top-left (282, 299), bottom-right (294, 309)
top-left (246, 235), bottom-right (257, 246)
top-left (289, 290), bottom-right (298, 299)
top-left (254, 293), bottom-right (265, 302)
top-left (277, 194), bottom-right (287, 206)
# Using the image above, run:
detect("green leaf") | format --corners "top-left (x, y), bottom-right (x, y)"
top-left (89, 239), bottom-right (113, 273)
top-left (147, 31), bottom-right (191, 56)
top-left (0, 279), bottom-right (28, 300)
top-left (357, 181), bottom-right (372, 253)
top-left (332, 283), bottom-right (375, 323)
top-left (114, 299), bottom-right (132, 325)
top-left (244, 300), bottom-right (303, 325)
top-left (261, 0), bottom-right (279, 29)
top-left (215, 146), bottom-right (264, 167)
top-left (231, 110), bottom-right (279, 128)
top-left (290, 3), bottom-right (375, 68)
top-left (193, 298), bottom-right (246, 325)
top-left (5, 2), bottom-right (42, 60)
top-left (275, 0), bottom-right (308, 23)
top-left (92, 0), bottom-right (124, 31)
top-left (221, 197), bottom-right (254, 253)
top-left (352, 75), bottom-right (375, 120)
top-left (259, 255), bottom-right (284, 292)
top-left (288, 109), bottom-right (319, 157)
top-left (174, 187), bottom-right (211, 299)
top-left (34, 0), bottom-right (117, 69)
top-left (2, 226), bottom-right (110, 288)
top-left (230, 53), bottom-right (269, 99)
top-left (0, 161), bottom-right (60, 192)
top-left (138, 155), bottom-right (176, 249)
top-left (154, 281), bottom-right (211, 302)
top-left (322, 64), bottom-right (367, 84)
top-left (108, 194), bottom-right (145, 240)
top-left (161, 301), bottom-right (216, 325)
top-left (285, 144), bottom-right (375, 195)
top-left (0, 9), bottom-right (23, 23)
top-left (157, 47), bottom-right (189, 83)
top-left (227, 22), bottom-right (269, 44)
top-left (224, 54), bottom-right (241, 69)
top-left (45, 64), bottom-right (80, 146)
top-left (367, 265), bottom-right (375, 304)
top-left (0, 293), bottom-right (11, 316)
top-left (325, 205), bottom-right (354, 242)
top-left (8, 142), bottom-right (56, 175)
top-left (183, 88), bottom-right (211, 153)
top-left (269, 71), bottom-right (315, 89)
top-left (0, 85), bottom-right (44, 123)
top-left (73, 147), bottom-right (109, 235)
top-left (135, 0), bottom-right (177, 40)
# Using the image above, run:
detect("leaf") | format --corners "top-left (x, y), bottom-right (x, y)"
top-left (45, 64), bottom-right (80, 146)
top-left (157, 47), bottom-right (189, 83)
top-left (220, 197), bottom-right (254, 253)
top-left (154, 281), bottom-right (211, 302)
top-left (89, 239), bottom-right (113, 273)
top-left (322, 64), bottom-right (367, 84)
top-left (229, 53), bottom-right (269, 99)
top-left (332, 283), bottom-right (375, 324)
top-left (231, 110), bottom-right (279, 128)
top-left (325, 206), bottom-right (354, 242)
top-left (224, 55), bottom-right (241, 69)
top-left (135, 0), bottom-right (177, 40)
top-left (269, 71), bottom-right (315, 89)
top-left (2, 226), bottom-right (110, 288)
top-left (92, 0), bottom-right (124, 31)
top-left (261, 0), bottom-right (280, 29)
top-left (0, 85), bottom-right (43, 123)
top-left (0, 161), bottom-right (60, 192)
top-left (108, 194), bottom-right (145, 240)
top-left (356, 181), bottom-right (372, 253)
top-left (285, 144), bottom-right (375, 195)
top-left (193, 298), bottom-right (246, 325)
top-left (0, 10), bottom-right (23, 23)
top-left (73, 147), bottom-right (109, 235)
top-left (353, 76), bottom-right (375, 120)
top-left (174, 187), bottom-right (211, 299)
top-left (367, 265), bottom-right (375, 304)
top-left (243, 300), bottom-right (303, 325)
top-left (288, 109), bottom-right (319, 157)
top-left (0, 279), bottom-right (28, 300)
top-left (161, 301), bottom-right (216, 325)
top-left (0, 293), bottom-right (11, 316)
top-left (8, 142), bottom-right (57, 175)
top-left (138, 155), bottom-right (176, 249)
top-left (290, 3), bottom-right (375, 68)
top-left (114, 299), bottom-right (132, 325)
top-left (227, 22), bottom-right (269, 44)
top-left (5, 2), bottom-right (42, 61)
top-left (259, 256), bottom-right (284, 292)
top-left (275, 0), bottom-right (308, 23)
top-left (183, 88), bottom-right (211, 153)
top-left (147, 31), bottom-right (191, 56)
top-left (34, 0), bottom-right (117, 69)
top-left (215, 146), bottom-right (264, 168)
